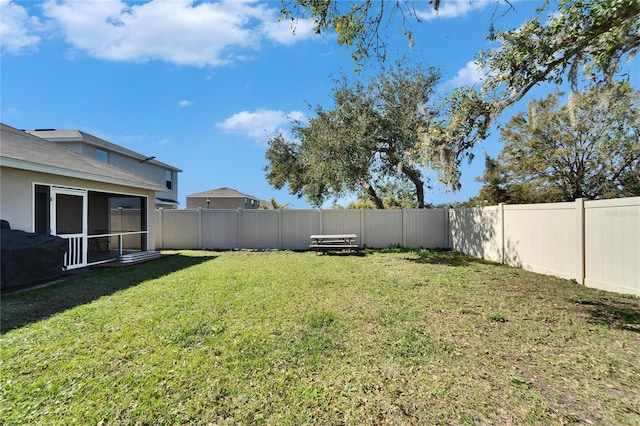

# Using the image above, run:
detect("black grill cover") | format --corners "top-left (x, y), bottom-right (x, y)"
top-left (1, 229), bottom-right (68, 288)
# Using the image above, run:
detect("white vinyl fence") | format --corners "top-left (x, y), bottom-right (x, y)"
top-left (155, 197), bottom-right (640, 296)
top-left (584, 198), bottom-right (640, 295)
top-left (449, 198), bottom-right (640, 296)
top-left (450, 201), bottom-right (583, 280)
top-left (155, 208), bottom-right (449, 251)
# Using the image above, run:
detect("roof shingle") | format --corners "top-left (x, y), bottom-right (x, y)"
top-left (1, 123), bottom-right (165, 191)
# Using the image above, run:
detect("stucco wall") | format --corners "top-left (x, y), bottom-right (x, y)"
top-left (0, 168), bottom-right (33, 232)
top-left (58, 143), bottom-right (179, 207)
top-left (108, 153), bottom-right (178, 205)
top-left (0, 167), bottom-right (157, 249)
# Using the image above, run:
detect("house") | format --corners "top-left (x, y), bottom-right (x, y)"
top-left (0, 123), bottom-right (165, 270)
top-left (186, 187), bottom-right (263, 209)
top-left (26, 129), bottom-right (182, 209)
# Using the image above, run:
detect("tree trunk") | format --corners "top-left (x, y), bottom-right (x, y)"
top-left (401, 166), bottom-right (425, 208)
top-left (361, 181), bottom-right (385, 209)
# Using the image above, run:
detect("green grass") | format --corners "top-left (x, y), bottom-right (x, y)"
top-left (2, 249), bottom-right (639, 425)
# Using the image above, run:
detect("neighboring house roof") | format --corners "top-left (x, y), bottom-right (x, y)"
top-left (187, 187), bottom-right (260, 199)
top-left (0, 123), bottom-right (165, 192)
top-left (26, 129), bottom-right (182, 172)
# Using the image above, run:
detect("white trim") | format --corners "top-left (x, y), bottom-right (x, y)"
top-left (31, 182), bottom-right (153, 269)
top-left (32, 181), bottom-right (150, 199)
top-left (30, 182), bottom-right (37, 233)
top-left (51, 187), bottom-right (88, 269)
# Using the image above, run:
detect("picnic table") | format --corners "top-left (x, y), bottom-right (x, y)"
top-left (310, 234), bottom-right (358, 254)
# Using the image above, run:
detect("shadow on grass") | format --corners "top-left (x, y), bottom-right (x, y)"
top-left (1, 254), bottom-right (214, 334)
top-left (375, 247), bottom-right (498, 267)
top-left (571, 294), bottom-right (640, 333)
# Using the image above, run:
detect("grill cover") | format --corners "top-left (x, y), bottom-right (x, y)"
top-left (1, 229), bottom-right (68, 288)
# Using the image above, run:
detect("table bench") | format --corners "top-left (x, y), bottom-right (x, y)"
top-left (310, 234), bottom-right (358, 254)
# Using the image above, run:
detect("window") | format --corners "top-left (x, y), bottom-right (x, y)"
top-left (96, 149), bottom-right (108, 163)
top-left (165, 170), bottom-right (173, 190)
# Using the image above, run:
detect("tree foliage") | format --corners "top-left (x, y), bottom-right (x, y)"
top-left (280, 0), bottom-right (429, 66)
top-left (475, 83), bottom-right (640, 204)
top-left (264, 62), bottom-right (440, 208)
top-left (258, 197), bottom-right (292, 209)
top-left (480, 0), bottom-right (639, 105)
top-left (424, 0), bottom-right (639, 190)
top-left (345, 181), bottom-right (421, 209)
top-left (418, 87), bottom-right (495, 191)
top-left (281, 1), bottom-right (640, 190)
top-left (282, 0), bottom-right (638, 95)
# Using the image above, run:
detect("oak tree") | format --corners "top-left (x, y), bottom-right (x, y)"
top-left (264, 62), bottom-right (440, 208)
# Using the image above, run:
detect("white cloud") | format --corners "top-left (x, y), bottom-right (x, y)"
top-left (178, 100), bottom-right (194, 107)
top-left (445, 60), bottom-right (487, 87)
top-left (217, 108), bottom-right (305, 139)
top-left (31, 0), bottom-right (316, 66)
top-left (6, 106), bottom-right (22, 115)
top-left (260, 13), bottom-right (316, 45)
top-left (416, 0), bottom-right (503, 21)
top-left (0, 0), bottom-right (43, 54)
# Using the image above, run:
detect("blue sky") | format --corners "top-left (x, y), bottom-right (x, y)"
top-left (2, 1), bottom-right (636, 208)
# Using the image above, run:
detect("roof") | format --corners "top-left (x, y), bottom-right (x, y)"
top-left (187, 187), bottom-right (260, 199)
top-left (156, 197), bottom-right (179, 207)
top-left (0, 123), bottom-right (165, 192)
top-left (27, 129), bottom-right (182, 172)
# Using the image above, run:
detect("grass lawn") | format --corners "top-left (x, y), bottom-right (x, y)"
top-left (1, 249), bottom-right (639, 425)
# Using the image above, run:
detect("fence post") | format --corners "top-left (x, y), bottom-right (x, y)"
top-left (499, 203), bottom-right (505, 264)
top-left (401, 209), bottom-right (406, 248)
top-left (443, 207), bottom-right (450, 249)
top-left (318, 209), bottom-right (323, 235)
top-left (576, 198), bottom-right (586, 285)
top-left (360, 208), bottom-right (366, 247)
top-left (237, 208), bottom-right (243, 250)
top-left (157, 208), bottom-right (163, 250)
top-left (278, 209), bottom-right (283, 250)
top-left (197, 208), bottom-right (203, 249)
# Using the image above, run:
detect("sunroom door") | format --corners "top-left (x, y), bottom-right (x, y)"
top-left (51, 187), bottom-right (87, 269)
